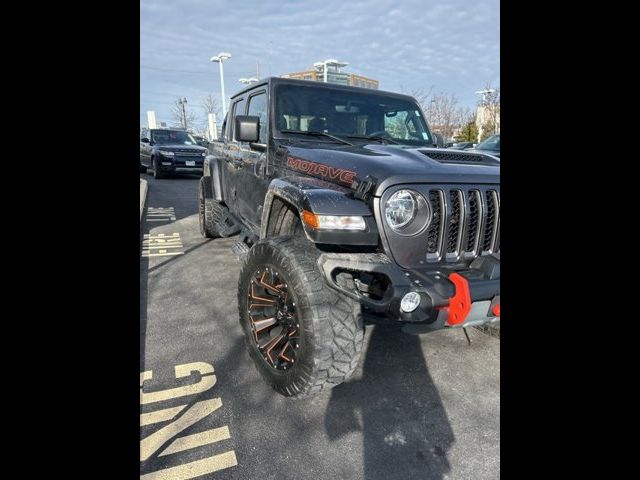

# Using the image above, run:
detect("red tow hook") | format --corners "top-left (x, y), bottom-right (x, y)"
top-left (445, 273), bottom-right (472, 326)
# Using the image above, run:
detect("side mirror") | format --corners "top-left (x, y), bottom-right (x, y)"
top-left (235, 115), bottom-right (260, 142)
top-left (141, 137), bottom-right (150, 143)
top-left (432, 132), bottom-right (444, 148)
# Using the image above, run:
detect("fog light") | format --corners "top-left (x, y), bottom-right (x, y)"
top-left (400, 292), bottom-right (421, 313)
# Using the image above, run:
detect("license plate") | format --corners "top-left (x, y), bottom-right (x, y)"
top-left (186, 160), bottom-right (195, 166)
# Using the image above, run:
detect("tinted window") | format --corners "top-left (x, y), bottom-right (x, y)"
top-left (247, 92), bottom-right (267, 143)
top-left (221, 112), bottom-right (228, 140)
top-left (275, 84), bottom-right (432, 146)
top-left (230, 98), bottom-right (246, 141)
top-left (151, 130), bottom-right (198, 145)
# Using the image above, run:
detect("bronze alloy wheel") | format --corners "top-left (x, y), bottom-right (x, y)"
top-left (247, 267), bottom-right (299, 370)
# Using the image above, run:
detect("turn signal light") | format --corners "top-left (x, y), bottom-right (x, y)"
top-left (301, 210), bottom-right (366, 231)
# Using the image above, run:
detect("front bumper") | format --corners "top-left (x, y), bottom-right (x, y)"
top-left (157, 163), bottom-right (204, 173)
top-left (157, 156), bottom-right (204, 173)
top-left (317, 252), bottom-right (500, 332)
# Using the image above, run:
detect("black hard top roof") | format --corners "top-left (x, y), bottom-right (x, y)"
top-left (229, 76), bottom-right (415, 103)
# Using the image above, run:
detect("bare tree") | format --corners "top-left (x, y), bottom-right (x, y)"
top-left (170, 98), bottom-right (197, 130)
top-left (404, 87), bottom-right (477, 143)
top-left (201, 94), bottom-right (220, 118)
top-left (426, 92), bottom-right (459, 142)
top-left (199, 94), bottom-right (221, 138)
top-left (406, 86), bottom-right (435, 114)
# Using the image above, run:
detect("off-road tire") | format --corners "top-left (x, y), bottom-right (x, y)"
top-left (198, 177), bottom-right (224, 238)
top-left (238, 236), bottom-right (364, 398)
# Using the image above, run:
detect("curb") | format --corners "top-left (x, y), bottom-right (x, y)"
top-left (140, 179), bottom-right (148, 222)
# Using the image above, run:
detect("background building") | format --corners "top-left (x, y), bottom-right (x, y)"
top-left (283, 59), bottom-right (379, 89)
top-left (475, 104), bottom-right (500, 142)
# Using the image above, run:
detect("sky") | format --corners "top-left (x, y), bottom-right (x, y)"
top-left (140, 0), bottom-right (499, 129)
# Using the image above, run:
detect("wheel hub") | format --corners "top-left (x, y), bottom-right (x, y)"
top-left (247, 267), bottom-right (299, 370)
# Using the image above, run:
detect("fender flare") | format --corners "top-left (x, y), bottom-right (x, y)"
top-left (203, 155), bottom-right (225, 201)
top-left (260, 177), bottom-right (379, 245)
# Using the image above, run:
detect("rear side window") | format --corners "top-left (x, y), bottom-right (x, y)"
top-left (230, 98), bottom-right (246, 141)
top-left (247, 92), bottom-right (267, 143)
top-left (221, 112), bottom-right (228, 140)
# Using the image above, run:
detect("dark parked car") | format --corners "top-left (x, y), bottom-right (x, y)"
top-left (199, 77), bottom-right (500, 398)
top-left (192, 135), bottom-right (210, 147)
top-left (449, 141), bottom-right (475, 150)
top-left (465, 134), bottom-right (500, 158)
top-left (140, 129), bottom-right (207, 178)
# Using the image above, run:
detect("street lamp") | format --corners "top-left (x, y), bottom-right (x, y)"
top-left (210, 52), bottom-right (232, 117)
top-left (239, 77), bottom-right (258, 85)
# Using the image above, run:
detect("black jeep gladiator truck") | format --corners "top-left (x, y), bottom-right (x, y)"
top-left (140, 129), bottom-right (207, 178)
top-left (199, 77), bottom-right (500, 398)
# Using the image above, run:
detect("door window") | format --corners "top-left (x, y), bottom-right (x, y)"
top-left (247, 92), bottom-right (267, 143)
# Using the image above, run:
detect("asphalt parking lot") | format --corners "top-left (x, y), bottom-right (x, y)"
top-left (140, 173), bottom-right (500, 480)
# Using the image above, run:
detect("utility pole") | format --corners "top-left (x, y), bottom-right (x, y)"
top-left (256, 60), bottom-right (260, 79)
top-left (179, 97), bottom-right (188, 130)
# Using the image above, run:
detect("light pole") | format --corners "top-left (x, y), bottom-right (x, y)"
top-left (210, 52), bottom-right (231, 117)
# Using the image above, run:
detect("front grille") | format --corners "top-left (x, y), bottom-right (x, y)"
top-left (426, 187), bottom-right (499, 263)
top-left (174, 151), bottom-right (203, 157)
top-left (446, 190), bottom-right (463, 256)
top-left (425, 190), bottom-right (443, 256)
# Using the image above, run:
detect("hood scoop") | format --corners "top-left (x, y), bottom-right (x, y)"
top-left (419, 150), bottom-right (499, 166)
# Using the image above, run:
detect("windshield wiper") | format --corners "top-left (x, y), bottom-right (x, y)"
top-left (281, 130), bottom-right (353, 146)
top-left (346, 134), bottom-right (400, 145)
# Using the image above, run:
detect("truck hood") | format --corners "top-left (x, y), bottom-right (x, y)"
top-left (284, 143), bottom-right (500, 196)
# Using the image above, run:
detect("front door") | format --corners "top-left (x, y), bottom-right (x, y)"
top-left (236, 90), bottom-right (270, 227)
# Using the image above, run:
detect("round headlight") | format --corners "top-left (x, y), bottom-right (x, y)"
top-left (384, 189), bottom-right (431, 236)
top-left (385, 190), bottom-right (417, 230)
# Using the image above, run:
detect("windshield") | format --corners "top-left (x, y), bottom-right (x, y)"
top-left (275, 84), bottom-right (432, 147)
top-left (476, 135), bottom-right (500, 151)
top-left (151, 130), bottom-right (198, 145)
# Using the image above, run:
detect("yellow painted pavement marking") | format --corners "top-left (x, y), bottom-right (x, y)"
top-left (143, 251), bottom-right (184, 257)
top-left (142, 232), bottom-right (184, 258)
top-left (147, 207), bottom-right (177, 222)
top-left (140, 398), bottom-right (223, 461)
top-left (140, 451), bottom-right (238, 480)
top-left (143, 233), bottom-right (180, 238)
top-left (140, 405), bottom-right (187, 427)
top-left (140, 362), bottom-right (216, 405)
top-left (159, 426), bottom-right (231, 456)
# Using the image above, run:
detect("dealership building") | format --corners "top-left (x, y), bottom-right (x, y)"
top-left (282, 59), bottom-right (379, 89)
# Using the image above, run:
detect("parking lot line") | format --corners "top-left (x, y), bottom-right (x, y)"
top-left (140, 451), bottom-right (238, 480)
top-left (159, 426), bottom-right (231, 456)
top-left (140, 405), bottom-right (187, 427)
